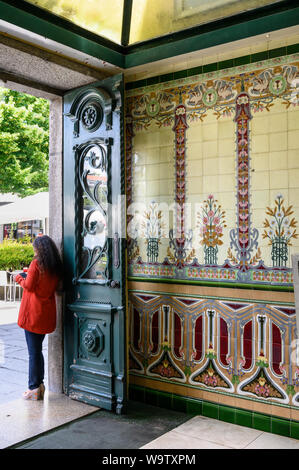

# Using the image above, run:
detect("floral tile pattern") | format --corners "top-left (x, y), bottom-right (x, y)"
top-left (126, 53), bottom-right (299, 287)
top-left (128, 291), bottom-right (298, 415)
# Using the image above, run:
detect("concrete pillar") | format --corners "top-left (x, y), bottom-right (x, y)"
top-left (48, 96), bottom-right (64, 394)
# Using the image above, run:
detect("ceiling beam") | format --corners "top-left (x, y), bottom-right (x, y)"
top-left (121, 0), bottom-right (133, 47)
top-left (124, 5), bottom-right (299, 67)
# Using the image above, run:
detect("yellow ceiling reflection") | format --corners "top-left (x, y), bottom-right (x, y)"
top-left (129, 0), bottom-right (282, 44)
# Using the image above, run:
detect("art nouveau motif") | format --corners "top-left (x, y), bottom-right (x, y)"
top-left (126, 55), bottom-right (299, 286)
top-left (228, 91), bottom-right (261, 280)
top-left (262, 194), bottom-right (298, 267)
top-left (141, 201), bottom-right (166, 263)
top-left (167, 103), bottom-right (195, 268)
top-left (198, 194), bottom-right (226, 265)
top-left (74, 141), bottom-right (111, 282)
top-left (129, 292), bottom-right (298, 407)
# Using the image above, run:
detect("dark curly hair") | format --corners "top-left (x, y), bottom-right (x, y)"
top-left (33, 235), bottom-right (63, 277)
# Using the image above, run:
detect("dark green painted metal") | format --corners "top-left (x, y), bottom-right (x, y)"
top-left (121, 0), bottom-right (133, 47)
top-left (125, 43), bottom-right (299, 90)
top-left (0, 0), bottom-right (124, 67)
top-left (63, 74), bottom-right (127, 414)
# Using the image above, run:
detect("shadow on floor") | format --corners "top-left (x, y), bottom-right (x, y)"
top-left (12, 400), bottom-right (191, 449)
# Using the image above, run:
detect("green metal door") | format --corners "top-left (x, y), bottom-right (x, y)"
top-left (63, 74), bottom-right (127, 414)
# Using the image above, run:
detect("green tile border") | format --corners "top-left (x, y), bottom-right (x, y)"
top-left (129, 384), bottom-right (299, 440)
top-left (253, 412), bottom-right (271, 432)
top-left (235, 409), bottom-right (253, 428)
top-left (291, 421), bottom-right (299, 440)
top-left (125, 43), bottom-right (299, 91)
top-left (186, 398), bottom-right (202, 416)
top-left (144, 388), bottom-right (158, 407)
top-left (172, 395), bottom-right (187, 413)
top-left (219, 404), bottom-right (235, 424)
top-left (128, 288), bottom-right (295, 307)
top-left (272, 417), bottom-right (291, 437)
top-left (202, 401), bottom-right (219, 420)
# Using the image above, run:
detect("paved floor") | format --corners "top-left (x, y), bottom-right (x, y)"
top-left (13, 401), bottom-right (191, 449)
top-left (0, 392), bottom-right (98, 448)
top-left (12, 402), bottom-right (299, 450)
top-left (1, 301), bottom-right (299, 450)
top-left (0, 301), bottom-right (48, 405)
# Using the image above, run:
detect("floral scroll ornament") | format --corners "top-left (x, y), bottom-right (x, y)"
top-left (228, 90), bottom-right (261, 277)
top-left (197, 195), bottom-right (226, 265)
top-left (191, 344), bottom-right (232, 389)
top-left (167, 103), bottom-right (195, 268)
top-left (262, 194), bottom-right (298, 267)
top-left (141, 201), bottom-right (166, 263)
top-left (241, 351), bottom-right (285, 400)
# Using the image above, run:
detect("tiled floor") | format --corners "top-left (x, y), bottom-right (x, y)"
top-left (11, 402), bottom-right (299, 450)
top-left (141, 415), bottom-right (299, 449)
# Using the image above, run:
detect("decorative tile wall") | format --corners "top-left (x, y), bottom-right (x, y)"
top-left (126, 53), bottom-right (299, 287)
top-left (125, 51), bottom-right (299, 423)
top-left (128, 286), bottom-right (299, 420)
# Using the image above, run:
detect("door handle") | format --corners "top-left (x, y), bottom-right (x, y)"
top-left (113, 232), bottom-right (120, 268)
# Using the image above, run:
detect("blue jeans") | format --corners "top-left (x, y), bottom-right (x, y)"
top-left (24, 330), bottom-right (45, 390)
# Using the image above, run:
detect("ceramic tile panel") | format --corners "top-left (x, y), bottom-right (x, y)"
top-left (288, 110), bottom-right (299, 130)
top-left (128, 289), bottom-right (298, 420)
top-left (126, 52), bottom-right (299, 286)
top-left (125, 52), bottom-right (299, 424)
top-left (269, 151), bottom-right (288, 171)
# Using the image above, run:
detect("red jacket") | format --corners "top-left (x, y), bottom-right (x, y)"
top-left (16, 258), bottom-right (59, 334)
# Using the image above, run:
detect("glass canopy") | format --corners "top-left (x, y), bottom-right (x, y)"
top-left (129, 0), bottom-right (282, 44)
top-left (25, 0), bottom-right (283, 45)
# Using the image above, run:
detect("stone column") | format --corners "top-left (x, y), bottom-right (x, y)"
top-left (48, 96), bottom-right (64, 394)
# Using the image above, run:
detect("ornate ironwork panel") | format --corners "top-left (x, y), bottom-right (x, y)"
top-left (63, 75), bottom-right (126, 414)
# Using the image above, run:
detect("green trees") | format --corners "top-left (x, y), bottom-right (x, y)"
top-left (0, 238), bottom-right (34, 270)
top-left (0, 88), bottom-right (49, 197)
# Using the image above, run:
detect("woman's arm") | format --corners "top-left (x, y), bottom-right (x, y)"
top-left (15, 259), bottom-right (39, 292)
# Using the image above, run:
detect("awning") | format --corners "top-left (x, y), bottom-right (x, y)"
top-left (0, 192), bottom-right (49, 225)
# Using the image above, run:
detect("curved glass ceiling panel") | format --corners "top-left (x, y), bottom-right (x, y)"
top-left (25, 0), bottom-right (124, 44)
top-left (129, 0), bottom-right (283, 44)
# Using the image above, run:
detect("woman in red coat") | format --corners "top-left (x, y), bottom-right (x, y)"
top-left (14, 235), bottom-right (63, 400)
